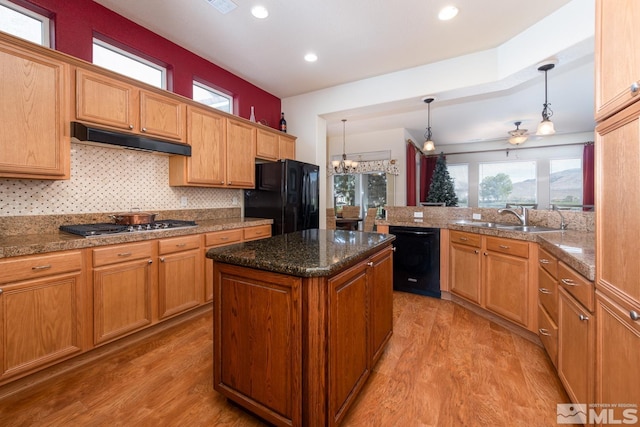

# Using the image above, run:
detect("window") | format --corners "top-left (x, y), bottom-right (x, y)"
top-left (92, 38), bottom-right (166, 89)
top-left (478, 161), bottom-right (537, 208)
top-left (193, 81), bottom-right (232, 113)
top-left (550, 158), bottom-right (583, 207)
top-left (448, 163), bottom-right (469, 207)
top-left (0, 0), bottom-right (50, 46)
top-left (333, 172), bottom-right (388, 218)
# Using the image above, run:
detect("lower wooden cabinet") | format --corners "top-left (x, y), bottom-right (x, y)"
top-left (449, 231), bottom-right (482, 304)
top-left (92, 242), bottom-right (154, 345)
top-left (0, 251), bottom-right (85, 382)
top-left (369, 246), bottom-right (394, 364)
top-left (158, 235), bottom-right (203, 320)
top-left (204, 229), bottom-right (243, 302)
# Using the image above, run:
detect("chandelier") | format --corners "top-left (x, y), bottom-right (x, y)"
top-left (422, 97), bottom-right (436, 152)
top-left (332, 119), bottom-right (358, 174)
top-left (508, 121), bottom-right (528, 145)
top-left (536, 62), bottom-right (556, 136)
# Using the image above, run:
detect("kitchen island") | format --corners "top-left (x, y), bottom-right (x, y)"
top-left (206, 229), bottom-right (395, 427)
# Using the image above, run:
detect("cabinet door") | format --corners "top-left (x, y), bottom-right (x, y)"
top-left (256, 128), bottom-right (279, 161)
top-left (595, 292), bottom-right (640, 412)
top-left (558, 287), bottom-right (594, 405)
top-left (328, 261), bottom-right (370, 425)
top-left (158, 249), bottom-right (202, 319)
top-left (449, 242), bottom-right (482, 304)
top-left (170, 106), bottom-right (226, 186)
top-left (139, 90), bottom-right (185, 141)
top-left (0, 42), bottom-right (69, 179)
top-left (596, 104), bottom-right (640, 309)
top-left (595, 0), bottom-right (640, 120)
top-left (369, 246), bottom-right (394, 365)
top-left (226, 118), bottom-right (256, 188)
top-left (93, 258), bottom-right (153, 345)
top-left (0, 272), bottom-right (84, 381)
top-left (279, 135), bottom-right (296, 160)
top-left (484, 250), bottom-right (529, 328)
top-left (75, 68), bottom-right (137, 131)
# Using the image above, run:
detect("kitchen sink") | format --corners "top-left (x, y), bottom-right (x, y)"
top-left (454, 220), bottom-right (561, 233)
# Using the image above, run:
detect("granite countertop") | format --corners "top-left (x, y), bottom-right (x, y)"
top-left (378, 219), bottom-right (595, 281)
top-left (206, 229), bottom-right (396, 278)
top-left (0, 217), bottom-right (272, 259)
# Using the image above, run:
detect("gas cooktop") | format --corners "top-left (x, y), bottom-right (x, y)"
top-left (60, 220), bottom-right (197, 237)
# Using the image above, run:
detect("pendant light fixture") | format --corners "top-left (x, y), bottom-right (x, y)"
top-left (332, 119), bottom-right (358, 174)
top-left (422, 97), bottom-right (436, 152)
top-left (508, 121), bottom-right (528, 145)
top-left (536, 62), bottom-right (556, 136)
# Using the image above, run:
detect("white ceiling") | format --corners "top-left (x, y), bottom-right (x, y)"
top-left (92, 0), bottom-right (595, 146)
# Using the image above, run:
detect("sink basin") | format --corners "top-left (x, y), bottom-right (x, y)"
top-left (454, 220), bottom-right (561, 233)
top-left (454, 220), bottom-right (503, 228)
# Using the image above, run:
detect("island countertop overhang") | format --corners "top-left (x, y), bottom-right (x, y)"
top-left (206, 229), bottom-right (396, 277)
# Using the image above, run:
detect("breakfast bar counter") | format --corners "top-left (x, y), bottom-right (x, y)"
top-left (206, 229), bottom-right (395, 427)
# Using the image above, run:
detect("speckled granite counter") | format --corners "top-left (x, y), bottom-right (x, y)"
top-left (0, 217), bottom-right (272, 259)
top-left (206, 229), bottom-right (395, 277)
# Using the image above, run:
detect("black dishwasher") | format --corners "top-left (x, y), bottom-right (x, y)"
top-left (389, 226), bottom-right (441, 298)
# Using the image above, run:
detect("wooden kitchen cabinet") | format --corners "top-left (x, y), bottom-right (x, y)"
top-left (595, 0), bottom-right (640, 121)
top-left (558, 287), bottom-right (595, 406)
top-left (537, 247), bottom-right (559, 367)
top-left (0, 250), bottom-right (84, 383)
top-left (256, 128), bottom-right (280, 161)
top-left (367, 246), bottom-right (394, 366)
top-left (279, 134), bottom-right (296, 160)
top-left (92, 242), bottom-right (154, 345)
top-left (158, 235), bottom-right (203, 319)
top-left (243, 224), bottom-right (272, 241)
top-left (75, 68), bottom-right (185, 142)
top-left (226, 118), bottom-right (256, 188)
top-left (449, 231), bottom-right (482, 304)
top-left (0, 33), bottom-right (70, 179)
top-left (169, 105), bottom-right (226, 187)
top-left (204, 229), bottom-right (243, 301)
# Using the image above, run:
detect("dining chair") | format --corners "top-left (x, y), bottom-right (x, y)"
top-left (363, 207), bottom-right (378, 232)
top-left (341, 205), bottom-right (361, 219)
top-left (326, 208), bottom-right (336, 230)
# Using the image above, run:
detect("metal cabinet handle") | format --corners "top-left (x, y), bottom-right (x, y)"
top-left (141, 127), bottom-right (147, 132)
top-left (539, 258), bottom-right (550, 264)
top-left (579, 314), bottom-right (589, 321)
top-left (560, 278), bottom-right (577, 286)
top-left (160, 257), bottom-right (165, 263)
top-left (474, 250), bottom-right (479, 254)
top-left (129, 124), bottom-right (134, 129)
top-left (630, 311), bottom-right (639, 321)
top-left (148, 259), bottom-right (153, 264)
top-left (118, 252), bottom-right (132, 257)
top-left (31, 264), bottom-right (52, 271)
top-left (483, 252), bottom-right (488, 256)
top-left (367, 261), bottom-right (374, 267)
top-left (0, 288), bottom-right (3, 295)
top-left (392, 247), bottom-right (397, 252)
top-left (220, 237), bottom-right (229, 241)
top-left (175, 243), bottom-right (186, 247)
top-left (538, 328), bottom-right (551, 336)
top-left (499, 244), bottom-right (510, 249)
top-left (459, 237), bottom-right (468, 241)
top-left (631, 81), bottom-right (640, 94)
top-left (539, 288), bottom-right (552, 294)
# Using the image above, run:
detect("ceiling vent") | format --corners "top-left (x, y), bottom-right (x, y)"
top-left (204, 0), bottom-right (237, 14)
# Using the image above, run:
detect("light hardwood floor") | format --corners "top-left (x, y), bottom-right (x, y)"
top-left (0, 292), bottom-right (569, 426)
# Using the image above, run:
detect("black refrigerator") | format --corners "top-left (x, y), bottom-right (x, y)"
top-left (244, 159), bottom-right (320, 235)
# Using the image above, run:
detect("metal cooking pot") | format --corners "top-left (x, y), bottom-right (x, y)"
top-left (110, 210), bottom-right (157, 225)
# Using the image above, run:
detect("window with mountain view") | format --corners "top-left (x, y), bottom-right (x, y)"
top-left (550, 158), bottom-right (582, 207)
top-left (478, 161), bottom-right (537, 208)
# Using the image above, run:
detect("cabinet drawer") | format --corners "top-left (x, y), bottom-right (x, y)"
top-left (486, 236), bottom-right (529, 258)
top-left (243, 225), bottom-right (272, 241)
top-left (538, 303), bottom-right (558, 368)
top-left (450, 230), bottom-right (481, 248)
top-left (92, 241), bottom-right (153, 267)
top-left (558, 261), bottom-right (594, 312)
top-left (538, 246), bottom-right (558, 278)
top-left (0, 251), bottom-right (82, 284)
top-left (158, 235), bottom-right (201, 255)
top-left (539, 266), bottom-right (558, 321)
top-left (205, 229), bottom-right (243, 247)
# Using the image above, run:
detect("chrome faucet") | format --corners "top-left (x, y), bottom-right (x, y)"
top-left (551, 204), bottom-right (568, 230)
top-left (497, 206), bottom-right (529, 225)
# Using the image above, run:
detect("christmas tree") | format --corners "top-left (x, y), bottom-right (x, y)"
top-left (427, 153), bottom-right (458, 206)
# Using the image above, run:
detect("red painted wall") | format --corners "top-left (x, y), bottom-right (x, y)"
top-left (22, 0), bottom-right (281, 128)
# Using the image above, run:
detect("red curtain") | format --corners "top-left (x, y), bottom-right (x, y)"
top-left (583, 143), bottom-right (595, 210)
top-left (420, 154), bottom-right (438, 202)
top-left (406, 142), bottom-right (417, 206)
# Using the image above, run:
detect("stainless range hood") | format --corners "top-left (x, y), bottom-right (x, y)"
top-left (70, 122), bottom-right (191, 156)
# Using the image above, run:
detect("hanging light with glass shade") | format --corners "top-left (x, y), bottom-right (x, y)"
top-left (508, 121), bottom-right (528, 145)
top-left (422, 97), bottom-right (436, 152)
top-left (536, 62), bottom-right (556, 136)
top-left (332, 119), bottom-right (358, 174)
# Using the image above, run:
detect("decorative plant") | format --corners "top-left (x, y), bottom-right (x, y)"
top-left (427, 153), bottom-right (459, 207)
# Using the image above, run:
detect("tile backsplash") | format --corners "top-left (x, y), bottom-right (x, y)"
top-left (0, 142), bottom-right (241, 216)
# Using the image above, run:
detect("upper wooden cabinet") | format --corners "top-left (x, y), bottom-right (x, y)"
top-left (279, 134), bottom-right (296, 160)
top-left (75, 68), bottom-right (185, 142)
top-left (226, 118), bottom-right (256, 188)
top-left (595, 0), bottom-right (640, 120)
top-left (0, 36), bottom-right (70, 179)
top-left (256, 128), bottom-right (296, 161)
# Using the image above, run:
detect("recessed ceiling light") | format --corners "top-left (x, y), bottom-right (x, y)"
top-left (438, 5), bottom-right (459, 21)
top-left (251, 5), bottom-right (268, 19)
top-left (304, 53), bottom-right (318, 62)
